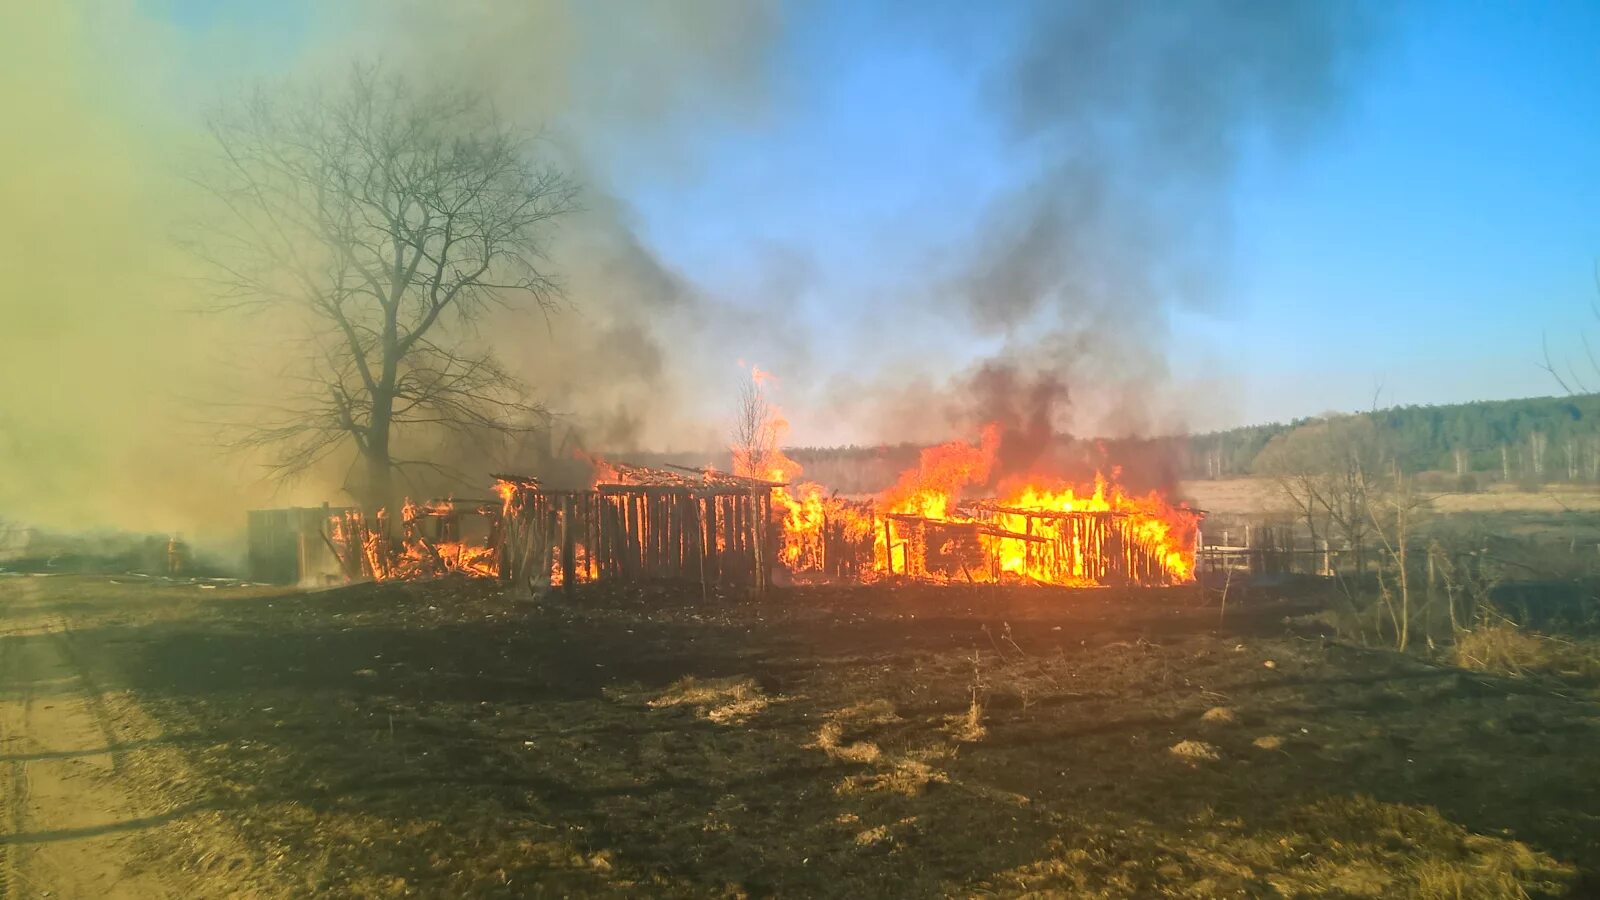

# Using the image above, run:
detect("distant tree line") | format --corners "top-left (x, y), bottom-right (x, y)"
top-left (1186, 395), bottom-right (1600, 485)
top-left (774, 395), bottom-right (1600, 493)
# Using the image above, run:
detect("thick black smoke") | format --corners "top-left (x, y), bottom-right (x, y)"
top-left (924, 2), bottom-right (1378, 483)
top-left (964, 1), bottom-right (1372, 362)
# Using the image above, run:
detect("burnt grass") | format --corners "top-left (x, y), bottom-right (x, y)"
top-left (42, 575), bottom-right (1600, 897)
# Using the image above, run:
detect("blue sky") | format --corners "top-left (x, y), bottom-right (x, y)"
top-left (146, 1), bottom-right (1600, 433)
top-left (1211, 1), bottom-right (1600, 422)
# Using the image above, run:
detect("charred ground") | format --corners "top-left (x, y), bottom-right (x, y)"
top-left (2, 574), bottom-right (1597, 897)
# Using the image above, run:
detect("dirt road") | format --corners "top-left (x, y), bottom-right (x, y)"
top-left (0, 578), bottom-right (226, 899)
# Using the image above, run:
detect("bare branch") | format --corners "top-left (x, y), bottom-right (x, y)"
top-left (186, 66), bottom-right (577, 507)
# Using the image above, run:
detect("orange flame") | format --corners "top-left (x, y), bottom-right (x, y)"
top-left (329, 491), bottom-right (512, 582)
top-left (770, 424), bottom-right (1197, 587)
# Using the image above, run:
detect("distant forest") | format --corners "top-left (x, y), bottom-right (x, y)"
top-left (779, 395), bottom-right (1600, 492)
top-left (1185, 394), bottom-right (1600, 482)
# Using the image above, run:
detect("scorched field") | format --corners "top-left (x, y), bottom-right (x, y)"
top-left (1, 573), bottom-right (1596, 898)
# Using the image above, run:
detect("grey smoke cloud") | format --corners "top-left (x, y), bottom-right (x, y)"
top-left (0, 1), bottom-right (1383, 539)
top-left (314, 0), bottom-right (1376, 462)
top-left (934, 1), bottom-right (1377, 446)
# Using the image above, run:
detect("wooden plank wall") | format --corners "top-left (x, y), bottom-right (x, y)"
top-left (972, 510), bottom-right (1184, 586)
top-left (499, 486), bottom-right (773, 595)
top-left (247, 505), bottom-right (347, 584)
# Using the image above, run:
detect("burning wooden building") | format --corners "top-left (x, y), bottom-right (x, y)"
top-left (249, 433), bottom-right (1200, 590)
top-left (277, 462), bottom-right (781, 593)
top-left (774, 432), bottom-right (1202, 587)
top-left (788, 497), bottom-right (1198, 587)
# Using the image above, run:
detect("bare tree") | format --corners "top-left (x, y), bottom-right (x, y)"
top-left (1541, 265), bottom-right (1600, 395)
top-left (731, 368), bottom-right (783, 479)
top-left (189, 67), bottom-right (577, 512)
top-left (1261, 414), bottom-right (1446, 649)
top-left (1364, 468), bottom-right (1433, 651)
top-left (1256, 414), bottom-right (1383, 576)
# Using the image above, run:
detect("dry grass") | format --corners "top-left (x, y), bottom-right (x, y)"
top-left (1182, 476), bottom-right (1600, 516)
top-left (813, 699), bottom-right (900, 763)
top-left (1452, 623), bottom-right (1600, 679)
top-left (853, 825), bottom-right (890, 847)
top-left (945, 695), bottom-right (987, 742)
top-left (812, 701), bottom-right (956, 796)
top-left (644, 675), bottom-right (769, 724)
top-left (1170, 740), bottom-right (1222, 762)
top-left (990, 796), bottom-right (1576, 898)
top-left (37, 575), bottom-right (1598, 897)
top-left (815, 721), bottom-right (883, 763)
top-left (836, 754), bottom-right (950, 797)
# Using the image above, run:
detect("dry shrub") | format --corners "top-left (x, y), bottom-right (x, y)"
top-left (1452, 623), bottom-right (1599, 679)
top-left (1252, 735), bottom-right (1285, 751)
top-left (1200, 706), bottom-right (1238, 725)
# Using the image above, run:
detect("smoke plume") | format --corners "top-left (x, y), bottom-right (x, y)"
top-left (0, 0), bottom-right (1380, 542)
top-left (943, 1), bottom-right (1374, 440)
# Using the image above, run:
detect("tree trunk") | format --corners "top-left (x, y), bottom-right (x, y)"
top-left (362, 387), bottom-right (398, 525)
top-left (364, 332), bottom-right (400, 518)
top-left (363, 447), bottom-right (395, 524)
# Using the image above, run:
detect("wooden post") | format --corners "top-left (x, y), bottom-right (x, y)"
top-left (671, 493), bottom-right (685, 578)
top-left (585, 493), bottom-right (597, 581)
top-left (597, 495), bottom-right (609, 578)
top-left (729, 495), bottom-right (743, 583)
top-left (704, 494), bottom-right (719, 582)
top-left (634, 492), bottom-right (645, 577)
top-left (561, 493), bottom-right (577, 595)
top-left (690, 495), bottom-right (707, 602)
top-left (752, 491), bottom-right (766, 594)
top-left (762, 491), bottom-right (775, 591)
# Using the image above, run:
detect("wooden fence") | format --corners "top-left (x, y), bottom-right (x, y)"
top-left (498, 478), bottom-right (776, 596)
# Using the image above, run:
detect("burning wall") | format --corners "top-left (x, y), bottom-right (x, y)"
top-left (770, 428), bottom-right (1198, 588)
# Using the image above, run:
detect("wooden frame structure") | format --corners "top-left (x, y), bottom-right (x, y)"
top-left (265, 466), bottom-right (1198, 591)
top-left (496, 465), bottom-right (782, 596)
top-left (806, 501), bottom-right (1198, 587)
top-left (959, 501), bottom-right (1195, 586)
